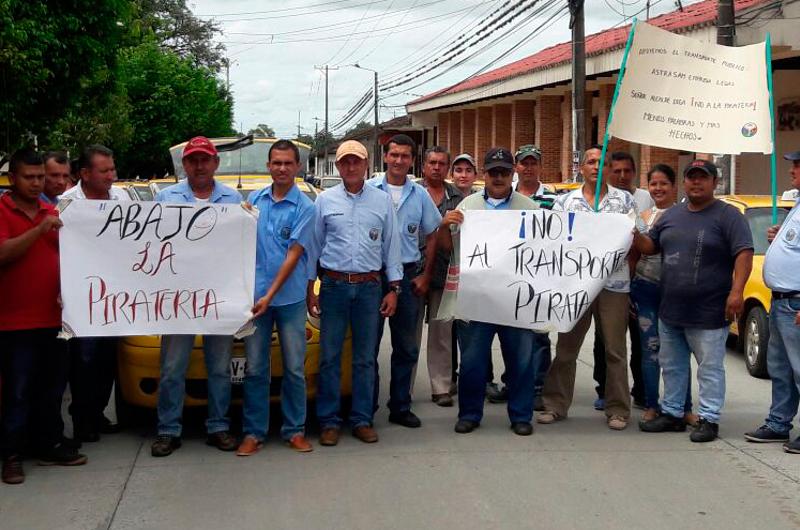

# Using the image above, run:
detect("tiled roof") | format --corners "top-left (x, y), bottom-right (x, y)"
top-left (410, 0), bottom-right (768, 105)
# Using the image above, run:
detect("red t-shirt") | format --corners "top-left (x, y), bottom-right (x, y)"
top-left (0, 193), bottom-right (61, 330)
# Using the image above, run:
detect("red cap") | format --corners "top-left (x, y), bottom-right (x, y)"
top-left (182, 136), bottom-right (218, 158)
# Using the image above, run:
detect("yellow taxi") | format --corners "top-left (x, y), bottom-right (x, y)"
top-left (719, 195), bottom-right (795, 378)
top-left (115, 138), bottom-right (348, 418)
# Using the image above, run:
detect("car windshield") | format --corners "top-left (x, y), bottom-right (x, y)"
top-left (320, 177), bottom-right (341, 190)
top-left (130, 185), bottom-right (154, 201)
top-left (170, 141), bottom-right (310, 179)
top-left (746, 206), bottom-right (790, 255)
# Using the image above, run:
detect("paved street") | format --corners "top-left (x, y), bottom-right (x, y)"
top-left (2, 327), bottom-right (800, 530)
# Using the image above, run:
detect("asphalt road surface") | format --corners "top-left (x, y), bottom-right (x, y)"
top-left (2, 325), bottom-right (800, 530)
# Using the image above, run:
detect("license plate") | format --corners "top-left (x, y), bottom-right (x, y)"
top-left (230, 357), bottom-right (247, 384)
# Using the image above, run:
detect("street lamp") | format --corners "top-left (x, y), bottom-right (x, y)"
top-left (351, 63), bottom-right (380, 173)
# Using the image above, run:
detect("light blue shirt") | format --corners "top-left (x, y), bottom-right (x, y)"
top-left (155, 179), bottom-right (241, 204)
top-left (366, 175), bottom-right (442, 264)
top-left (306, 182), bottom-right (403, 282)
top-left (763, 198), bottom-right (800, 292)
top-left (249, 184), bottom-right (314, 306)
top-left (482, 188), bottom-right (514, 210)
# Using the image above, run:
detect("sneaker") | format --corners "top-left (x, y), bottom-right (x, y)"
top-left (236, 435), bottom-right (263, 457)
top-left (783, 437), bottom-right (800, 454)
top-left (641, 408), bottom-right (659, 422)
top-left (432, 393), bottom-right (454, 407)
top-left (744, 425), bottom-right (790, 443)
top-left (206, 431), bottom-right (238, 451)
top-left (454, 419), bottom-right (479, 433)
top-left (285, 433), bottom-right (313, 453)
top-left (690, 418), bottom-right (719, 443)
top-left (38, 444), bottom-right (88, 466)
top-left (486, 382), bottom-right (508, 403)
top-left (607, 415), bottom-right (628, 431)
top-left (151, 435), bottom-right (182, 457)
top-left (536, 410), bottom-right (562, 424)
top-left (2, 456), bottom-right (24, 485)
top-left (593, 398), bottom-right (605, 411)
top-left (639, 413), bottom-right (686, 432)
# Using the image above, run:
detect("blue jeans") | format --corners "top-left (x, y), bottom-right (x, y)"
top-left (317, 276), bottom-right (381, 429)
top-left (0, 329), bottom-right (68, 457)
top-left (765, 298), bottom-right (800, 435)
top-left (243, 301), bottom-right (307, 441)
top-left (533, 332), bottom-right (551, 398)
top-left (630, 277), bottom-right (692, 411)
top-left (457, 320), bottom-right (535, 424)
top-left (157, 334), bottom-right (233, 436)
top-left (374, 266), bottom-right (421, 414)
top-left (658, 320), bottom-right (727, 422)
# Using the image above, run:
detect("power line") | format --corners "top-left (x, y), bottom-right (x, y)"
top-left (201, 0), bottom-right (393, 21)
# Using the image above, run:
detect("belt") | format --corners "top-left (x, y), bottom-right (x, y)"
top-left (403, 262), bottom-right (418, 272)
top-left (322, 269), bottom-right (381, 283)
top-left (772, 290), bottom-right (800, 300)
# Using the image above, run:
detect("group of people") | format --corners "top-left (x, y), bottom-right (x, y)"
top-left (1, 132), bottom-right (799, 487)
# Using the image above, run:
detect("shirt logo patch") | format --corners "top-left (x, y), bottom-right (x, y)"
top-left (407, 223), bottom-right (418, 234)
top-left (786, 227), bottom-right (797, 242)
top-left (280, 226), bottom-right (291, 239)
top-left (369, 228), bottom-right (380, 241)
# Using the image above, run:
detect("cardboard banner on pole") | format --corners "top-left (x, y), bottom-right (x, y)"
top-left (455, 210), bottom-right (634, 333)
top-left (59, 200), bottom-right (257, 337)
top-left (609, 22), bottom-right (772, 154)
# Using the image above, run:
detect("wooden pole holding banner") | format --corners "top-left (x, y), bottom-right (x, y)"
top-left (766, 33), bottom-right (778, 224)
top-left (595, 19), bottom-right (638, 211)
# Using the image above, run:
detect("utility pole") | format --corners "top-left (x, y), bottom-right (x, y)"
top-left (717, 0), bottom-right (735, 193)
top-left (314, 65), bottom-right (338, 175)
top-left (297, 110), bottom-right (301, 139)
top-left (569, 0), bottom-right (586, 182)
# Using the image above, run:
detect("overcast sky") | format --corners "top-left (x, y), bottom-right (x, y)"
top-left (190, 0), bottom-right (701, 138)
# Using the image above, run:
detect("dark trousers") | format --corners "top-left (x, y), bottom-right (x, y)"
top-left (69, 336), bottom-right (117, 431)
top-left (593, 316), bottom-right (643, 401)
top-left (374, 264), bottom-right (422, 414)
top-left (1, 328), bottom-right (68, 458)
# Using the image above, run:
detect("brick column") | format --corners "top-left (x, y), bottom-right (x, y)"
top-left (492, 103), bottom-right (513, 150)
top-left (534, 95), bottom-right (562, 182)
top-left (437, 112), bottom-right (450, 153)
top-left (476, 106), bottom-right (493, 171)
top-left (461, 109), bottom-right (476, 157)
top-left (449, 110), bottom-right (462, 155)
top-left (596, 83), bottom-right (632, 154)
top-left (639, 145), bottom-right (681, 190)
top-left (511, 99), bottom-right (535, 152)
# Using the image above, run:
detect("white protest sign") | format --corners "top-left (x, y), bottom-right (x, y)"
top-left (456, 210), bottom-right (634, 333)
top-left (609, 22), bottom-right (772, 154)
top-left (59, 200), bottom-right (257, 337)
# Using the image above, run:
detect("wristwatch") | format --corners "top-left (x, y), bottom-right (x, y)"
top-left (389, 284), bottom-right (402, 295)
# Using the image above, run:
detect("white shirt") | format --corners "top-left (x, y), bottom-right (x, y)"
top-left (60, 181), bottom-right (128, 201)
top-left (386, 183), bottom-right (404, 209)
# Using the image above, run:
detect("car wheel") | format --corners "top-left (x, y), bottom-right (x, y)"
top-left (743, 306), bottom-right (770, 379)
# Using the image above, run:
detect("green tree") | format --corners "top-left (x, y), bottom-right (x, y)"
top-left (115, 42), bottom-right (234, 178)
top-left (0, 0), bottom-right (131, 153)
top-left (345, 120), bottom-right (374, 137)
top-left (248, 124), bottom-right (276, 138)
top-left (296, 133), bottom-right (314, 146)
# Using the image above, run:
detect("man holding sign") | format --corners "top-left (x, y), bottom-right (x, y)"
top-left (634, 160), bottom-right (753, 442)
top-left (437, 147), bottom-right (539, 436)
top-left (150, 136), bottom-right (242, 457)
top-left (538, 146), bottom-right (640, 431)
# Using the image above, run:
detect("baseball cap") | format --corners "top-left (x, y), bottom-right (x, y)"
top-left (683, 159), bottom-right (718, 178)
top-left (515, 144), bottom-right (542, 162)
top-left (484, 147), bottom-right (514, 171)
top-left (783, 150), bottom-right (800, 161)
top-left (451, 153), bottom-right (477, 170)
top-left (182, 136), bottom-right (218, 158)
top-left (335, 140), bottom-right (368, 162)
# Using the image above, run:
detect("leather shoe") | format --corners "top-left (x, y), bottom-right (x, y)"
top-left (206, 431), bottom-right (238, 451)
top-left (2, 456), bottom-right (24, 485)
top-left (352, 425), bottom-right (379, 443)
top-left (454, 419), bottom-right (479, 433)
top-left (388, 411), bottom-right (421, 428)
top-left (319, 427), bottom-right (340, 446)
top-left (286, 433), bottom-right (313, 452)
top-left (236, 435), bottom-right (263, 457)
top-left (432, 393), bottom-right (454, 407)
top-left (511, 422), bottom-right (533, 436)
